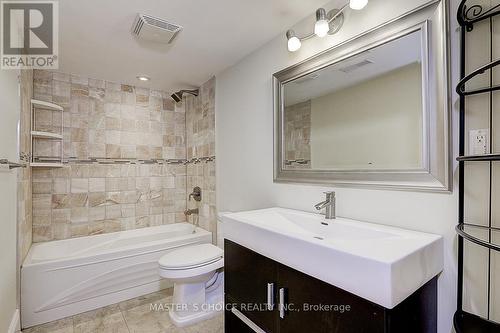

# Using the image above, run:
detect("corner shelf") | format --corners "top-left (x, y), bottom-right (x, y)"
top-left (456, 153), bottom-right (500, 161)
top-left (455, 1), bottom-right (500, 331)
top-left (454, 310), bottom-right (500, 333)
top-left (456, 223), bottom-right (500, 252)
top-left (30, 162), bottom-right (63, 168)
top-left (31, 99), bottom-right (64, 111)
top-left (31, 131), bottom-right (63, 140)
top-left (455, 59), bottom-right (500, 96)
top-left (458, 1), bottom-right (500, 31)
top-left (30, 99), bottom-right (64, 168)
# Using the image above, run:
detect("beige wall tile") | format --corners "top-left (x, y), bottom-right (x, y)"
top-left (89, 178), bottom-right (105, 192)
top-left (90, 206), bottom-right (106, 222)
top-left (71, 207), bottom-right (89, 223)
top-left (71, 179), bottom-right (89, 193)
top-left (30, 70), bottom-right (208, 242)
top-left (33, 226), bottom-right (52, 242)
top-left (53, 179), bottom-right (70, 194)
top-left (89, 192), bottom-right (106, 207)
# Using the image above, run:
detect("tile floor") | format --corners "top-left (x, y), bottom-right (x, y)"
top-left (22, 289), bottom-right (223, 333)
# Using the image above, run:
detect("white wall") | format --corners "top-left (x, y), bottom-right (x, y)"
top-left (310, 63), bottom-right (423, 169)
top-left (216, 0), bottom-right (459, 332)
top-left (0, 69), bottom-right (21, 332)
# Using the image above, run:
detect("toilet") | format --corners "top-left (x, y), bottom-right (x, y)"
top-left (158, 243), bottom-right (224, 327)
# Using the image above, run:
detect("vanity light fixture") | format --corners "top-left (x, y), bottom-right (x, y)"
top-left (286, 0), bottom-right (368, 52)
top-left (136, 75), bottom-right (150, 81)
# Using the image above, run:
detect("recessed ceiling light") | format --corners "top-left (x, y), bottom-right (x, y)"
top-left (136, 75), bottom-right (150, 82)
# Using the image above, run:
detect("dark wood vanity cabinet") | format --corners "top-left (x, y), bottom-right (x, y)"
top-left (224, 240), bottom-right (437, 333)
top-left (224, 238), bottom-right (278, 332)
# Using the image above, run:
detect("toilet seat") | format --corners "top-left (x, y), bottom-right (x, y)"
top-left (159, 258), bottom-right (224, 279)
top-left (159, 243), bottom-right (223, 269)
top-left (158, 244), bottom-right (224, 279)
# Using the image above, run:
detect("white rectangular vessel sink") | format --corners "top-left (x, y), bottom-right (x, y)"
top-left (220, 207), bottom-right (443, 309)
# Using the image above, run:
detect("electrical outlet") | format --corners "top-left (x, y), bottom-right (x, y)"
top-left (469, 129), bottom-right (489, 155)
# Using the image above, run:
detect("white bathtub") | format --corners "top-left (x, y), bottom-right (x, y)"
top-left (21, 223), bottom-right (212, 328)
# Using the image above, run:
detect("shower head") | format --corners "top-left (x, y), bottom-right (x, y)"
top-left (171, 89), bottom-right (199, 103)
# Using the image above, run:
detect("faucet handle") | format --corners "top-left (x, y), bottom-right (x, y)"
top-left (189, 186), bottom-right (202, 201)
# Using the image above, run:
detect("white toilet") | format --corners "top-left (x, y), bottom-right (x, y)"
top-left (158, 243), bottom-right (224, 327)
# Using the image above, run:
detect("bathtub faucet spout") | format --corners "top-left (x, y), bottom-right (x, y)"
top-left (184, 208), bottom-right (199, 216)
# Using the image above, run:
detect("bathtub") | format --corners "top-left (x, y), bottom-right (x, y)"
top-left (21, 223), bottom-right (212, 328)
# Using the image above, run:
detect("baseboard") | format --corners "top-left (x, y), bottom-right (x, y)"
top-left (8, 309), bottom-right (20, 333)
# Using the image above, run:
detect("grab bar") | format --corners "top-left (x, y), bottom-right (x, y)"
top-left (0, 159), bottom-right (27, 170)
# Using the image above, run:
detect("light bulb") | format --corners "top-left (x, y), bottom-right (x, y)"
top-left (287, 36), bottom-right (301, 52)
top-left (286, 30), bottom-right (301, 52)
top-left (349, 0), bottom-right (368, 10)
top-left (314, 8), bottom-right (329, 37)
top-left (314, 20), bottom-right (329, 37)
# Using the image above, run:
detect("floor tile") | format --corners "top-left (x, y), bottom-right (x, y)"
top-left (118, 289), bottom-right (172, 311)
top-left (22, 317), bottom-right (74, 333)
top-left (73, 304), bottom-right (129, 333)
top-left (185, 314), bottom-right (223, 333)
top-left (22, 289), bottom-right (223, 333)
top-left (121, 298), bottom-right (178, 333)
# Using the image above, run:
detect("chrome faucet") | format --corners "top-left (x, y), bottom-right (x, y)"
top-left (189, 187), bottom-right (202, 202)
top-left (314, 191), bottom-right (336, 219)
top-left (184, 208), bottom-right (199, 216)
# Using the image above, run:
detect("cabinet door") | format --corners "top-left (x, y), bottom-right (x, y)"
top-left (277, 264), bottom-right (385, 333)
top-left (224, 240), bottom-right (278, 332)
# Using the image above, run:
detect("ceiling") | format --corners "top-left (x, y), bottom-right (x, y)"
top-left (284, 30), bottom-right (422, 106)
top-left (57, 0), bottom-right (329, 92)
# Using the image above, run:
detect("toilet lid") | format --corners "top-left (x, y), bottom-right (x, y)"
top-left (159, 244), bottom-right (223, 269)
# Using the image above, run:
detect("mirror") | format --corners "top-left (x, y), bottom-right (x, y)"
top-left (273, 1), bottom-right (450, 191)
top-left (283, 31), bottom-right (424, 171)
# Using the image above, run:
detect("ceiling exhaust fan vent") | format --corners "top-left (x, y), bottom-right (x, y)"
top-left (337, 59), bottom-right (373, 73)
top-left (293, 74), bottom-right (320, 85)
top-left (131, 14), bottom-right (182, 44)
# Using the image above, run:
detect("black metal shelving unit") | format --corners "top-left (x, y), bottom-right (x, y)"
top-left (455, 1), bottom-right (500, 332)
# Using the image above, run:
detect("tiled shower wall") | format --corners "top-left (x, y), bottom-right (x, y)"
top-left (284, 100), bottom-right (311, 169)
top-left (31, 70), bottom-right (189, 242)
top-left (185, 77), bottom-right (216, 240)
top-left (19, 70), bottom-right (33, 261)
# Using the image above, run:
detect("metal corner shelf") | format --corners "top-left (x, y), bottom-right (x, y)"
top-left (455, 1), bottom-right (500, 331)
top-left (456, 223), bottom-right (500, 252)
top-left (454, 310), bottom-right (500, 333)
top-left (31, 99), bottom-right (64, 111)
top-left (456, 59), bottom-right (500, 96)
top-left (30, 162), bottom-right (63, 168)
top-left (456, 153), bottom-right (500, 161)
top-left (30, 99), bottom-right (64, 168)
top-left (458, 0), bottom-right (500, 31)
top-left (31, 131), bottom-right (63, 140)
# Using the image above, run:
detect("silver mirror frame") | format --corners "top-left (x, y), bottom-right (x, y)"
top-left (273, 0), bottom-right (450, 192)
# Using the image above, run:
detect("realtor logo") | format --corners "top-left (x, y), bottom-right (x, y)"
top-left (1, 1), bottom-right (58, 69)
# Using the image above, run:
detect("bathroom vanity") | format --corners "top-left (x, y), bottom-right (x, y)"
top-left (225, 240), bottom-right (437, 333)
top-left (221, 208), bottom-right (443, 333)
